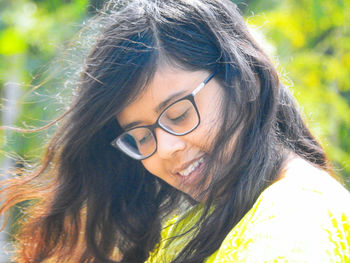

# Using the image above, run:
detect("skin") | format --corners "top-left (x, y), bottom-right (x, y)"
top-left (117, 66), bottom-right (224, 198)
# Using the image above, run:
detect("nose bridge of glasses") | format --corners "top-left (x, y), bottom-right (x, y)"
top-left (147, 115), bottom-right (173, 137)
top-left (154, 126), bottom-right (186, 157)
top-left (151, 120), bottom-right (178, 141)
top-left (151, 106), bottom-right (182, 136)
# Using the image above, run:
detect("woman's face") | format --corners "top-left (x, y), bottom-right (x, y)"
top-left (117, 66), bottom-right (224, 199)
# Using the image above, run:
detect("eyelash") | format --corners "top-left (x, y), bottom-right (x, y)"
top-left (139, 133), bottom-right (152, 144)
top-left (170, 109), bottom-right (190, 123)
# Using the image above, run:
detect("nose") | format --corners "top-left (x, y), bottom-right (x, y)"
top-left (155, 128), bottom-right (186, 159)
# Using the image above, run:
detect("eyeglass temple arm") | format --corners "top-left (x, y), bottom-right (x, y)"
top-left (192, 72), bottom-right (215, 96)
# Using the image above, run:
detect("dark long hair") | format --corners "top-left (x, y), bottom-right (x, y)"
top-left (0, 0), bottom-right (330, 262)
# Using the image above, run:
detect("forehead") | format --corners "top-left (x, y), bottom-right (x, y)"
top-left (117, 66), bottom-right (209, 126)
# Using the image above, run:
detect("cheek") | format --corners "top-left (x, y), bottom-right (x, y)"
top-left (196, 104), bottom-right (223, 149)
top-left (141, 159), bottom-right (158, 175)
top-left (141, 158), bottom-right (167, 182)
top-left (185, 117), bottom-right (221, 153)
top-left (141, 158), bottom-right (180, 188)
top-left (199, 84), bottom-right (224, 131)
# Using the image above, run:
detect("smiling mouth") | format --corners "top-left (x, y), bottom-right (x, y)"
top-left (178, 157), bottom-right (205, 177)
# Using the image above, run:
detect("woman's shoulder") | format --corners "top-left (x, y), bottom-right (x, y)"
top-left (147, 158), bottom-right (350, 263)
top-left (267, 156), bottom-right (347, 193)
top-left (146, 205), bottom-right (204, 263)
top-left (206, 158), bottom-right (350, 263)
top-left (263, 157), bottom-right (350, 210)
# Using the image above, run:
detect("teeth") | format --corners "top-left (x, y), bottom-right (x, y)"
top-left (179, 157), bottom-right (204, 177)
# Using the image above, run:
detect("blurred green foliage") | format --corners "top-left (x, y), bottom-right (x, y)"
top-left (245, 0), bottom-right (350, 182)
top-left (0, 0), bottom-right (89, 160)
top-left (0, 0), bottom-right (349, 184)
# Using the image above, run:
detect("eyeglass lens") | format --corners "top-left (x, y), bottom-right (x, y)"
top-left (117, 99), bottom-right (199, 159)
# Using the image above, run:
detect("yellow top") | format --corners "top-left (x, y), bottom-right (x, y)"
top-left (146, 159), bottom-right (350, 262)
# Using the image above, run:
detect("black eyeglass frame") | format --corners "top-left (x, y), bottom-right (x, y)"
top-left (111, 72), bottom-right (215, 160)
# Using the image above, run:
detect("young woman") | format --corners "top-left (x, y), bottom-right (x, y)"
top-left (1, 0), bottom-right (349, 262)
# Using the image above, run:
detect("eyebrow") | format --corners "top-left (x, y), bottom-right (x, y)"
top-left (121, 90), bottom-right (188, 130)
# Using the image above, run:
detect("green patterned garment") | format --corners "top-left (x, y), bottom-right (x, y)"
top-left (146, 160), bottom-right (350, 262)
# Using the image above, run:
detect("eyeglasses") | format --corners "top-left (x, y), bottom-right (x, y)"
top-left (111, 72), bottom-right (215, 160)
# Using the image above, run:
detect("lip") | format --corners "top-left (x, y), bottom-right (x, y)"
top-left (172, 155), bottom-right (205, 175)
top-left (173, 155), bottom-right (206, 187)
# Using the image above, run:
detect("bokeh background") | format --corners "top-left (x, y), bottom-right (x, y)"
top-left (0, 0), bottom-right (349, 261)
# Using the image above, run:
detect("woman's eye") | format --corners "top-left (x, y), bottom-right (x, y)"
top-left (139, 133), bottom-right (152, 145)
top-left (169, 109), bottom-right (190, 123)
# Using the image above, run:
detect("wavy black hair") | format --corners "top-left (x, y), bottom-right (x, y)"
top-left (0, 0), bottom-right (329, 262)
